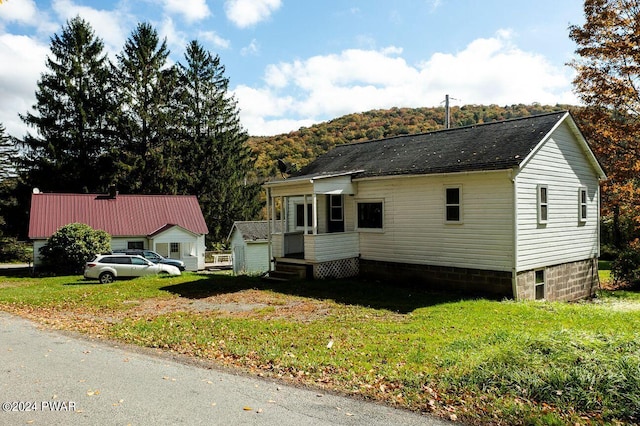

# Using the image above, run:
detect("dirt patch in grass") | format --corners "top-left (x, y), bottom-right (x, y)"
top-left (125, 289), bottom-right (335, 322)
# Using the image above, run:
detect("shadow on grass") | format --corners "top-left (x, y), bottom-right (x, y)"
top-left (0, 267), bottom-right (32, 278)
top-left (160, 274), bottom-right (480, 314)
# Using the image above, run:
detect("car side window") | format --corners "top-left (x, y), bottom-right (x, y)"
top-left (131, 257), bottom-right (148, 265)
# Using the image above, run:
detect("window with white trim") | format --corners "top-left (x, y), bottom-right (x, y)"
top-left (445, 186), bottom-right (461, 222)
top-left (357, 201), bottom-right (383, 229)
top-left (535, 269), bottom-right (545, 300)
top-left (537, 185), bottom-right (548, 224)
top-left (579, 187), bottom-right (588, 222)
top-left (295, 203), bottom-right (312, 228)
top-left (329, 195), bottom-right (343, 221)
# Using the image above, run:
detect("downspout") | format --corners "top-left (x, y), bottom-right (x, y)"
top-left (266, 187), bottom-right (272, 273)
top-left (510, 169), bottom-right (519, 300)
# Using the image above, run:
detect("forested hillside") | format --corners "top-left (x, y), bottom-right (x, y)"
top-left (248, 103), bottom-right (575, 179)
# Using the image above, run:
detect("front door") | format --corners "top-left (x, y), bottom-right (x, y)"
top-left (170, 242), bottom-right (180, 259)
top-left (327, 194), bottom-right (344, 233)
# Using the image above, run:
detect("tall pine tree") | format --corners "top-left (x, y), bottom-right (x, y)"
top-left (18, 16), bottom-right (115, 193)
top-left (178, 40), bottom-right (261, 242)
top-left (113, 23), bottom-right (181, 194)
top-left (0, 123), bottom-right (16, 180)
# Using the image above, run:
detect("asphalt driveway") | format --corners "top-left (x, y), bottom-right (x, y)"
top-left (0, 312), bottom-right (452, 425)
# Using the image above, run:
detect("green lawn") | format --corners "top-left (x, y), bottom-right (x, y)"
top-left (0, 271), bottom-right (638, 425)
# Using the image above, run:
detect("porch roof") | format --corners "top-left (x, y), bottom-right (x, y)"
top-left (263, 170), bottom-right (363, 187)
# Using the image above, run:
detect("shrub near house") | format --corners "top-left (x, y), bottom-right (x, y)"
top-left (40, 223), bottom-right (110, 274)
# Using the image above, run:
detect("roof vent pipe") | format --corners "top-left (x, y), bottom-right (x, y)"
top-left (108, 185), bottom-right (118, 199)
top-left (445, 94), bottom-right (450, 129)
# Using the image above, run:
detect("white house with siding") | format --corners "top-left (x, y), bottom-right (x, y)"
top-left (28, 193), bottom-right (209, 271)
top-left (264, 111), bottom-right (606, 301)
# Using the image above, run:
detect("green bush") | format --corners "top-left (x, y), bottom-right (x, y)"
top-left (611, 240), bottom-right (640, 286)
top-left (0, 237), bottom-right (30, 263)
top-left (39, 223), bottom-right (110, 274)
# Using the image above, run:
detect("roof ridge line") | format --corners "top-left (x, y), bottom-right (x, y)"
top-left (334, 110), bottom-right (569, 148)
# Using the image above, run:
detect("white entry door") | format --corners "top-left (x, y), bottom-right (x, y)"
top-left (170, 242), bottom-right (180, 259)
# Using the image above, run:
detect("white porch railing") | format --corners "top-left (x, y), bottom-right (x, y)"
top-left (205, 251), bottom-right (233, 268)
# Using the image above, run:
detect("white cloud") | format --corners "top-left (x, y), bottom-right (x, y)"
top-left (224, 0), bottom-right (281, 28)
top-left (240, 38), bottom-right (259, 56)
top-left (51, 0), bottom-right (131, 56)
top-left (0, 0), bottom-right (38, 25)
top-left (199, 31), bottom-right (231, 49)
top-left (0, 34), bottom-right (49, 138)
top-left (234, 31), bottom-right (577, 136)
top-left (159, 16), bottom-right (186, 60)
top-left (162, 0), bottom-right (210, 23)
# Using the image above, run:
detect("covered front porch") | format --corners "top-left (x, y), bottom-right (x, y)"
top-left (264, 172), bottom-right (362, 279)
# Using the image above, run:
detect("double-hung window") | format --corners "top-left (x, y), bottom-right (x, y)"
top-left (445, 186), bottom-right (462, 223)
top-left (537, 185), bottom-right (548, 224)
top-left (579, 187), bottom-right (588, 222)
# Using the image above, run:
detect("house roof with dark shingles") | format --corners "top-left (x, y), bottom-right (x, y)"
top-left (291, 111), bottom-right (573, 180)
top-left (28, 193), bottom-right (209, 239)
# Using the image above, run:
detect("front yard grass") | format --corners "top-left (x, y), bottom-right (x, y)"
top-left (0, 271), bottom-right (638, 425)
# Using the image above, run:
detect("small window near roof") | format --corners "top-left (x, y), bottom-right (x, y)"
top-left (445, 186), bottom-right (461, 222)
top-left (579, 187), bottom-right (588, 222)
top-left (537, 185), bottom-right (548, 224)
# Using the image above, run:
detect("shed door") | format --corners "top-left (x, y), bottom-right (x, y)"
top-left (233, 246), bottom-right (245, 275)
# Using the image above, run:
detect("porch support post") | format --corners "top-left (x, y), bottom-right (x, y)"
top-left (280, 196), bottom-right (285, 234)
top-left (303, 194), bottom-right (308, 235)
top-left (266, 187), bottom-right (272, 272)
top-left (312, 193), bottom-right (318, 235)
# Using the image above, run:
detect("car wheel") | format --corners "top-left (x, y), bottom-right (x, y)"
top-left (99, 272), bottom-right (115, 284)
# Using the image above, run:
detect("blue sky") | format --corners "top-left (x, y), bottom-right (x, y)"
top-left (0, 0), bottom-right (584, 138)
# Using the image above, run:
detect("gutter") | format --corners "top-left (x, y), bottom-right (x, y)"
top-left (509, 168), bottom-right (519, 300)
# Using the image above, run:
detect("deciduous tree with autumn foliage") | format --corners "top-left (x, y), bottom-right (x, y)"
top-left (569, 0), bottom-right (640, 253)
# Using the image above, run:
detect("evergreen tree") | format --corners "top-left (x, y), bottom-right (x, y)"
top-left (178, 40), bottom-right (262, 242)
top-left (18, 16), bottom-right (115, 193)
top-left (0, 123), bottom-right (16, 180)
top-left (113, 23), bottom-right (181, 194)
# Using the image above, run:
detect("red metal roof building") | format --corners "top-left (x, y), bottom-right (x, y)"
top-left (29, 192), bottom-right (209, 271)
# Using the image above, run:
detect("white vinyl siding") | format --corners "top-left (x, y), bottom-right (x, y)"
top-left (356, 171), bottom-right (514, 271)
top-left (304, 232), bottom-right (359, 262)
top-left (515, 122), bottom-right (600, 271)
